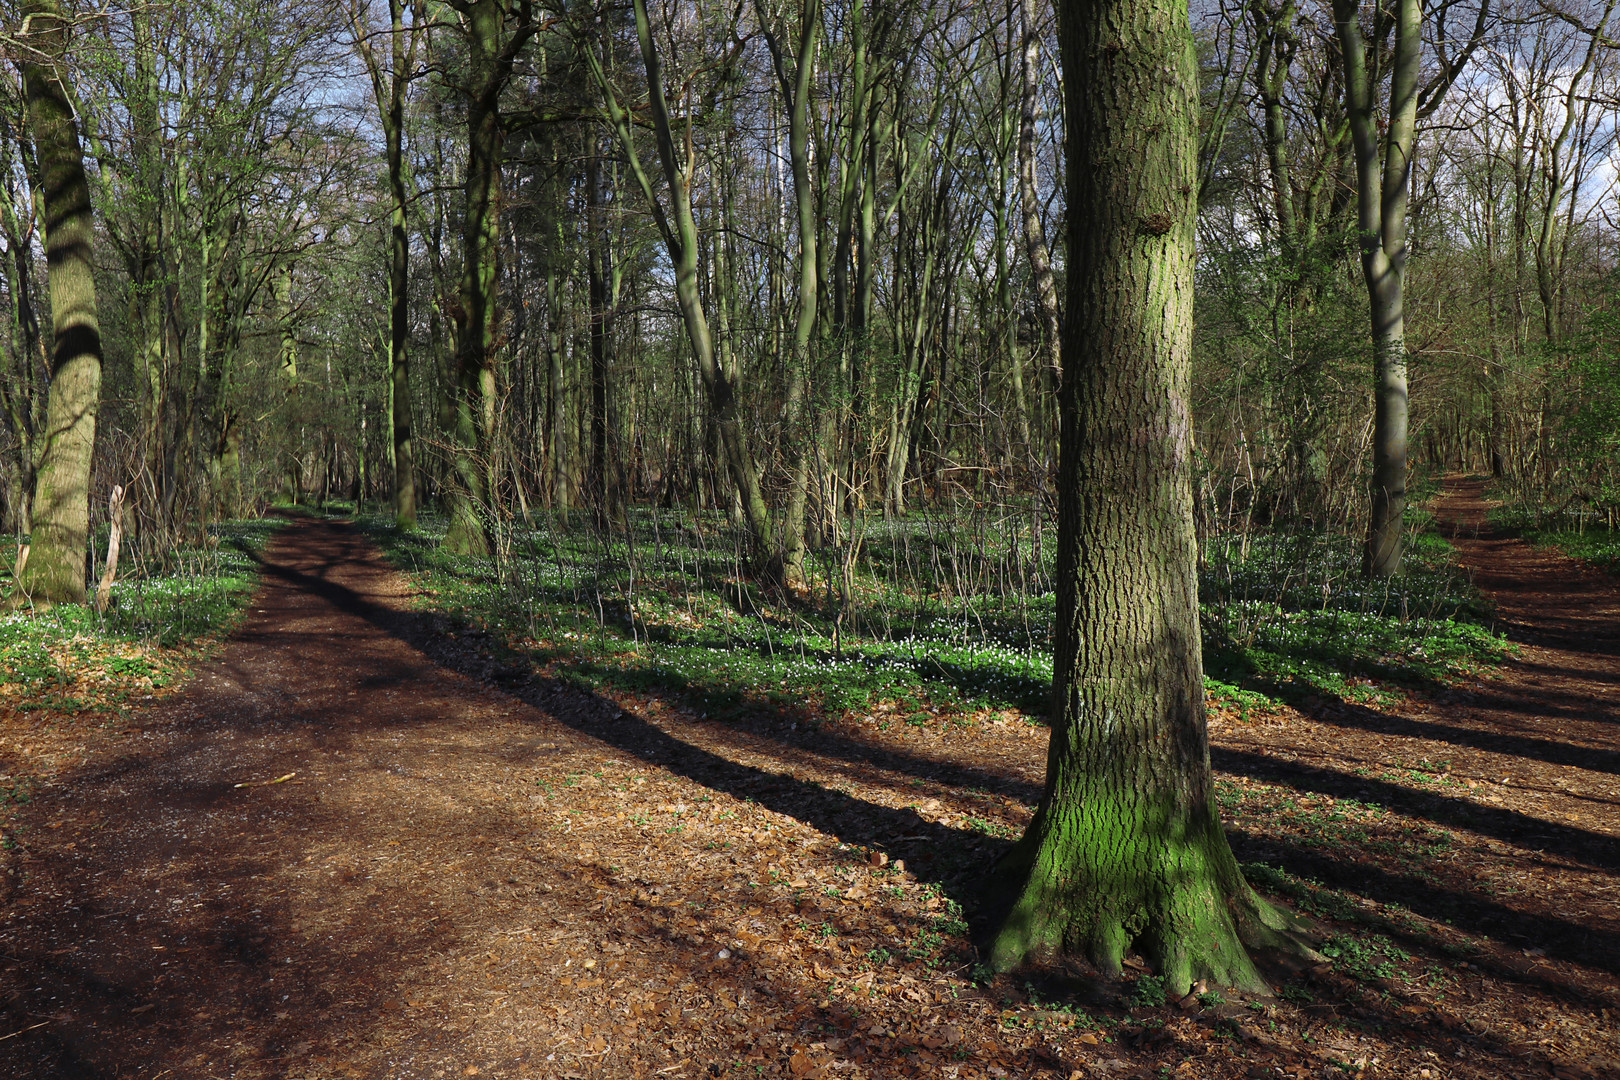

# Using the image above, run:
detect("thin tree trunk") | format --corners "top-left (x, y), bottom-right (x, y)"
top-left (761, 0), bottom-right (823, 585)
top-left (0, 133), bottom-right (41, 536)
top-left (545, 228), bottom-right (569, 513)
top-left (585, 0), bottom-right (774, 560)
top-left (1336, 0), bottom-right (1416, 578)
top-left (382, 0), bottom-right (421, 527)
top-left (443, 0), bottom-right (536, 555)
top-left (994, 45), bottom-right (1031, 463)
top-left (586, 147), bottom-right (617, 527)
top-left (1019, 4), bottom-right (1061, 402)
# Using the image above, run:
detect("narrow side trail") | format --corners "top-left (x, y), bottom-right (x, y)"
top-left (1215, 477), bottom-right (1620, 1024)
top-left (1222, 477), bottom-right (1620, 871)
top-left (1, 504), bottom-right (1617, 1080)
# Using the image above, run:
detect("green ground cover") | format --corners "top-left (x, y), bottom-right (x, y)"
top-left (0, 518), bottom-right (281, 710)
top-left (1490, 491), bottom-right (1620, 574)
top-left (355, 506), bottom-right (1506, 725)
top-left (1518, 522), bottom-right (1620, 574)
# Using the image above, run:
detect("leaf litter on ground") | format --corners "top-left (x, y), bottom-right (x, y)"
top-left (0, 496), bottom-right (1614, 1080)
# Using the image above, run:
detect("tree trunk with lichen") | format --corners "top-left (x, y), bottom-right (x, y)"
top-left (440, 0), bottom-right (535, 556)
top-left (988, 0), bottom-right (1304, 995)
top-left (17, 0), bottom-right (102, 606)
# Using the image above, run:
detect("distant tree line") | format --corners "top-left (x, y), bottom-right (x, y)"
top-left (6, 0), bottom-right (1620, 602)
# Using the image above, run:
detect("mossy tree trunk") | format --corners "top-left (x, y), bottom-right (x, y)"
top-left (355, 0), bottom-right (425, 530)
top-left (17, 0), bottom-right (102, 605)
top-left (988, 0), bottom-right (1300, 995)
top-left (442, 0), bottom-right (536, 556)
top-left (760, 0), bottom-right (823, 587)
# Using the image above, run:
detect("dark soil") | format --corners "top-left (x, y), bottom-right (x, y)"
top-left (0, 490), bottom-right (1615, 1079)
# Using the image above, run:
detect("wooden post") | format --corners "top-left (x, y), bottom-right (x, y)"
top-left (95, 485), bottom-right (126, 615)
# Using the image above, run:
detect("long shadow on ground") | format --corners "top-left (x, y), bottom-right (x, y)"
top-left (212, 522), bottom-right (1620, 1025)
top-left (1305, 700), bottom-right (1620, 775)
top-left (266, 527), bottom-right (1620, 993)
top-left (1213, 747), bottom-right (1620, 876)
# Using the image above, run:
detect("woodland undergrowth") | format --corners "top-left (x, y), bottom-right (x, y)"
top-left (0, 518), bottom-right (280, 751)
top-left (348, 502), bottom-right (1507, 729)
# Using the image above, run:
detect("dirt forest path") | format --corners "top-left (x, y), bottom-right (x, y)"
top-left (1, 496), bottom-right (1618, 1080)
top-left (0, 516), bottom-right (1058, 1080)
top-left (1213, 476), bottom-right (1620, 993)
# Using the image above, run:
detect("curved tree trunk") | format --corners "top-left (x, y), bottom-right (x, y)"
top-left (445, 83), bottom-right (500, 556)
top-left (17, 0), bottom-right (103, 606)
top-left (1334, 0), bottom-right (1418, 578)
top-left (441, 0), bottom-right (536, 556)
top-left (989, 0), bottom-right (1302, 994)
top-left (762, 0), bottom-right (823, 588)
top-left (584, 0), bottom-right (774, 562)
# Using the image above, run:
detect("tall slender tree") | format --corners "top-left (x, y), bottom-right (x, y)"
top-left (351, 0), bottom-right (426, 529)
top-left (442, 0), bottom-right (539, 555)
top-left (582, 0), bottom-right (776, 562)
top-left (1335, 0), bottom-right (1488, 577)
top-left (1018, 0), bottom-right (1060, 402)
top-left (759, 0), bottom-right (822, 585)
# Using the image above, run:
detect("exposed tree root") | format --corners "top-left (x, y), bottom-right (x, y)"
top-left (988, 802), bottom-right (1320, 996)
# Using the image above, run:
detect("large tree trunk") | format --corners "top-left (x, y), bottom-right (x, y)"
top-left (989, 0), bottom-right (1300, 993)
top-left (17, 0), bottom-right (103, 606)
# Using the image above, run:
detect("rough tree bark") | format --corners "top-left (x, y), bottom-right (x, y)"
top-left (16, 0), bottom-right (103, 606)
top-left (442, 0), bottom-right (536, 555)
top-left (988, 0), bottom-right (1305, 993)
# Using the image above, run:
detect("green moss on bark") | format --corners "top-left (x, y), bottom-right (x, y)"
top-left (988, 0), bottom-right (1316, 995)
top-left (16, 0), bottom-right (102, 607)
top-left (990, 788), bottom-right (1305, 994)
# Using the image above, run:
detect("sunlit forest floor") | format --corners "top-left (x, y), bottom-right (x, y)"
top-left (0, 479), bottom-right (1615, 1079)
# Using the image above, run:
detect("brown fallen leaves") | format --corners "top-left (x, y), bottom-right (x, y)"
top-left (0, 515), bottom-right (1617, 1080)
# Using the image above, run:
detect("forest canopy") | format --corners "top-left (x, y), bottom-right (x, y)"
top-left (0, 0), bottom-right (1607, 579)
